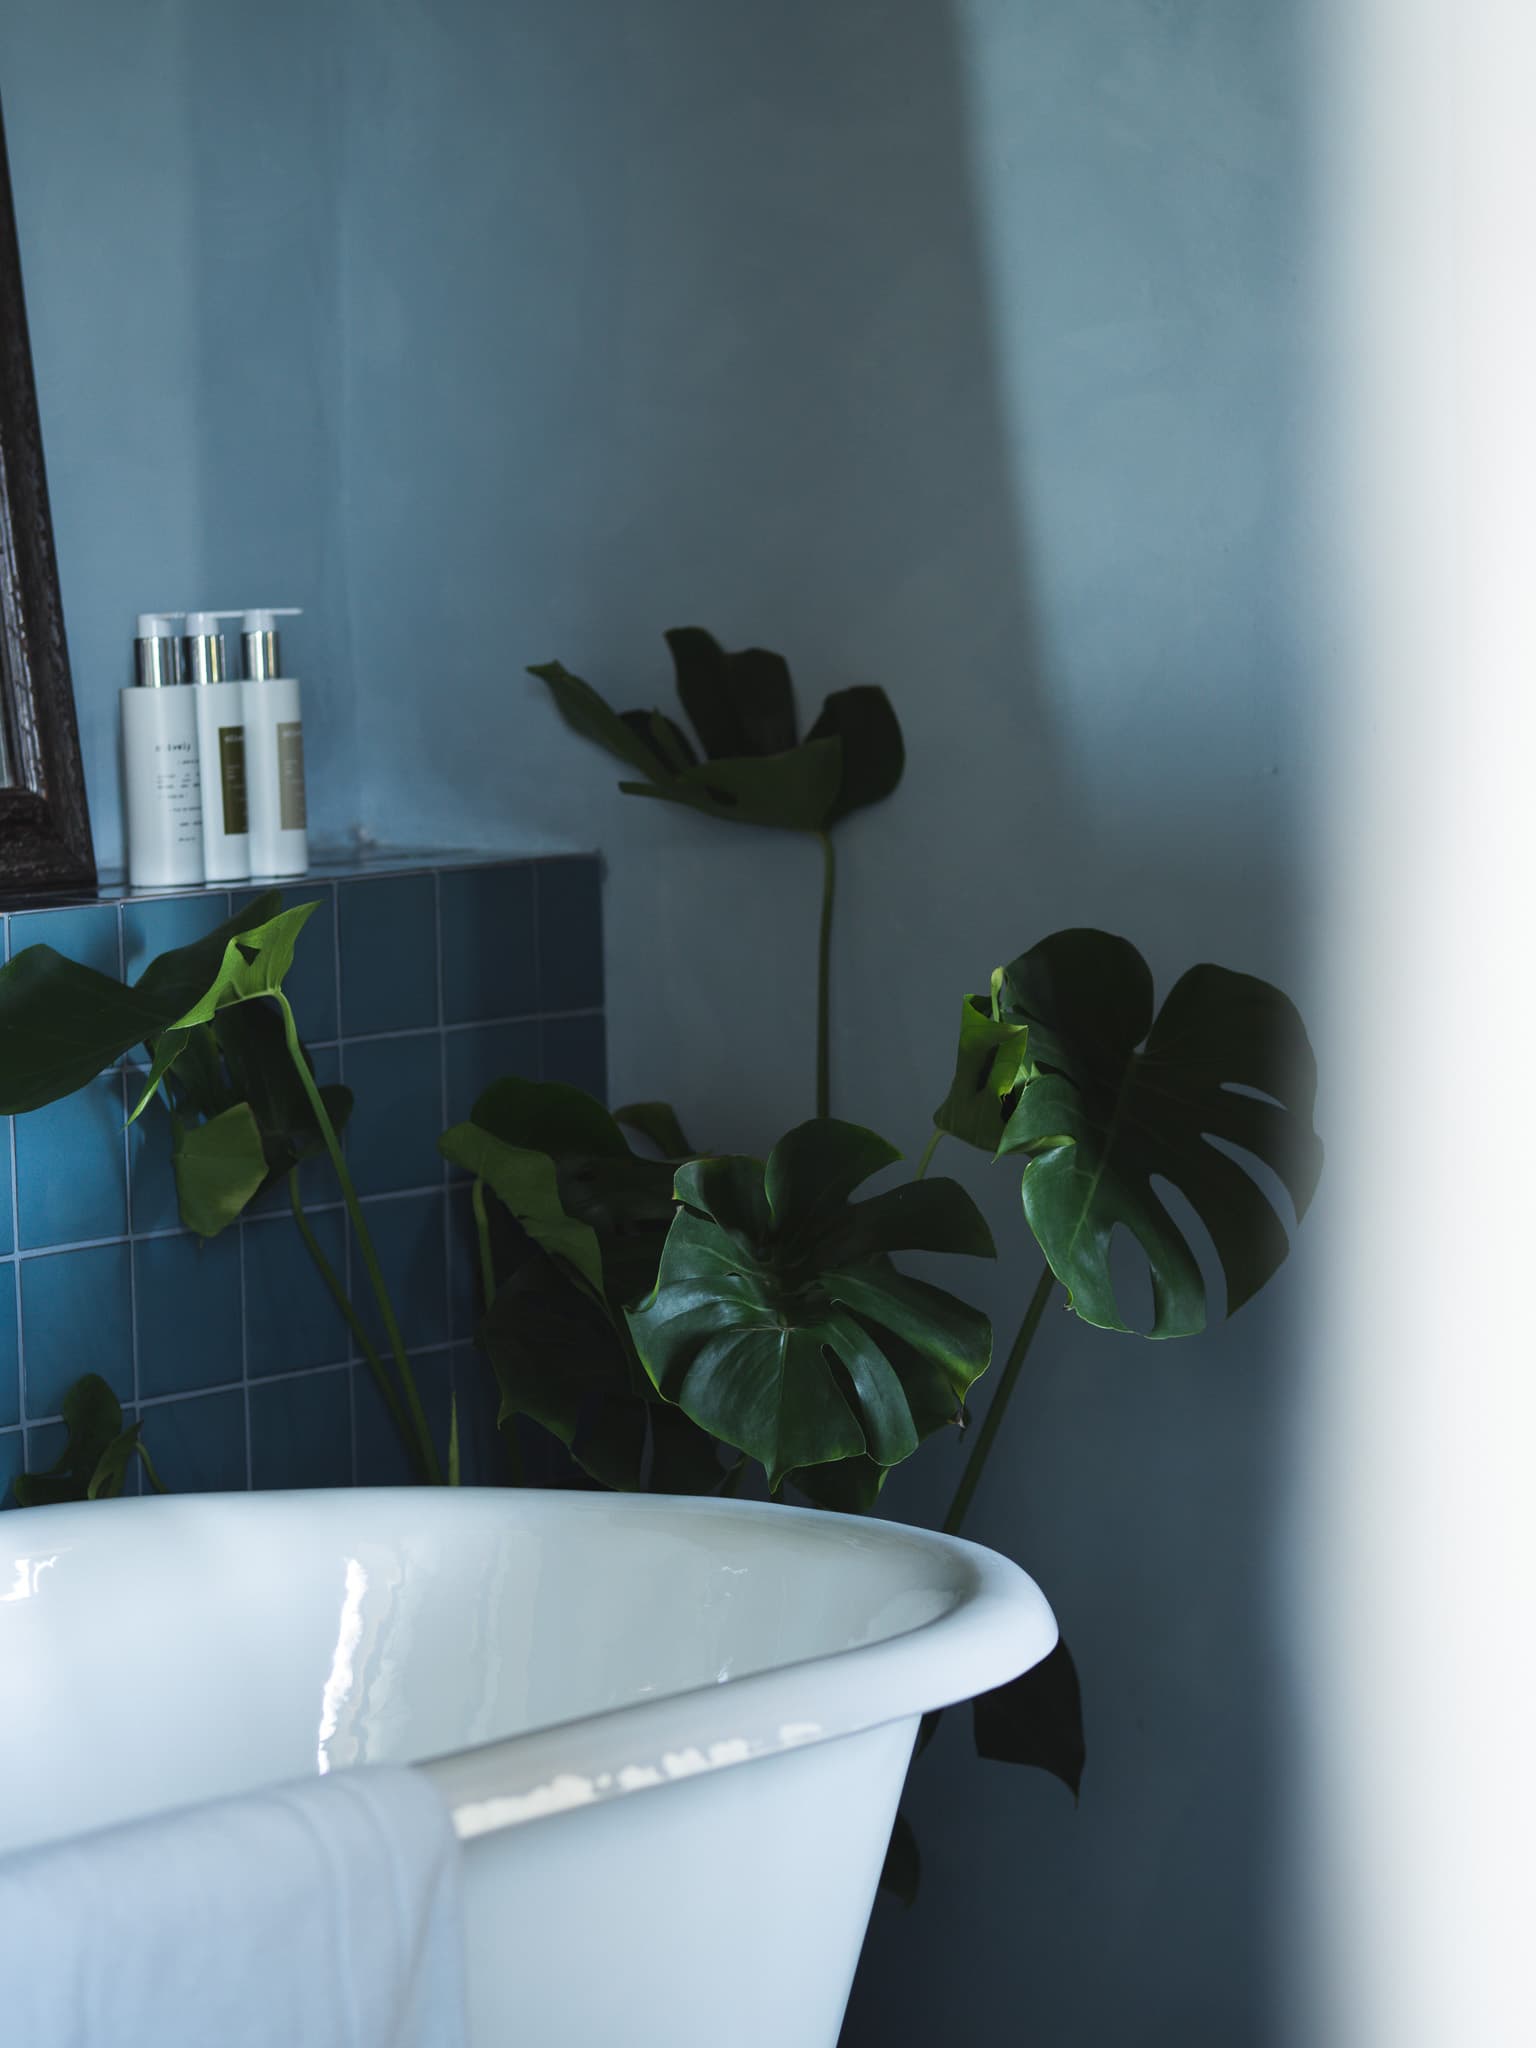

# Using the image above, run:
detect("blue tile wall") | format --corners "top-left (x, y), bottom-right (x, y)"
top-left (0, 855), bottom-right (605, 1504)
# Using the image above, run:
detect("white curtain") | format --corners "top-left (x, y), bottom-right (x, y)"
top-left (1305, 1), bottom-right (1536, 2042)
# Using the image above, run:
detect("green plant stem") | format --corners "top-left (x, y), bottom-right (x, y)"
top-left (276, 994), bottom-right (443, 1484)
top-left (471, 1177), bottom-right (497, 1309)
top-left (469, 1178), bottom-right (525, 1486)
top-left (286, 1168), bottom-right (415, 1470)
top-left (815, 829), bottom-right (835, 1120)
top-left (913, 1130), bottom-right (943, 1181)
top-left (942, 1261), bottom-right (1057, 1538)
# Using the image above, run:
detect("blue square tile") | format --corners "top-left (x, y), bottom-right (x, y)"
top-left (134, 1229), bottom-right (243, 1399)
top-left (537, 857), bottom-right (603, 1012)
top-left (9, 902), bottom-right (119, 979)
top-left (0, 1118), bottom-right (12, 1251)
top-left (250, 1369), bottom-right (352, 1490)
top-left (244, 1207), bottom-right (350, 1378)
top-left (247, 1041), bottom-right (343, 1219)
top-left (339, 876), bottom-right (436, 1036)
top-left (19, 1243), bottom-right (133, 1416)
top-left (141, 1387), bottom-right (246, 1493)
top-left (439, 864), bottom-right (538, 1025)
top-left (353, 1193), bottom-right (448, 1353)
top-left (121, 892), bottom-right (232, 986)
top-left (444, 1020), bottom-right (540, 1129)
top-left (232, 884), bottom-right (338, 1043)
top-left (354, 1349), bottom-right (453, 1486)
top-left (0, 1428), bottom-right (22, 1508)
top-left (15, 1074), bottom-right (129, 1249)
top-left (0, 1264), bottom-right (16, 1429)
top-left (539, 1013), bottom-right (607, 1102)
top-left (341, 1034), bottom-right (444, 1196)
top-left (125, 1077), bottom-right (185, 1236)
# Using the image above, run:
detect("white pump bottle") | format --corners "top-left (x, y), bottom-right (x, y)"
top-left (181, 610), bottom-right (250, 881)
top-left (240, 607), bottom-right (308, 877)
top-left (121, 613), bottom-right (203, 889)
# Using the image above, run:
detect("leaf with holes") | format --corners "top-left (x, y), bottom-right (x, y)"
top-left (995, 929), bottom-right (1323, 1336)
top-left (627, 1118), bottom-right (994, 1487)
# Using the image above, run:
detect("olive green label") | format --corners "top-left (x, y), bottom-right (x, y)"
top-left (277, 721), bottom-right (307, 831)
top-left (218, 725), bottom-right (248, 835)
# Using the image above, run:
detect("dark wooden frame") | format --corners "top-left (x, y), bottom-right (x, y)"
top-left (0, 95), bottom-right (94, 889)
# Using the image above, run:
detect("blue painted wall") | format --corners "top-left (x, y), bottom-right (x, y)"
top-left (2, 3), bottom-right (1317, 2040)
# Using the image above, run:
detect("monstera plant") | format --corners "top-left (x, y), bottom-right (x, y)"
top-left (0, 622), bottom-right (1321, 1907)
top-left (512, 626), bottom-right (1322, 1884)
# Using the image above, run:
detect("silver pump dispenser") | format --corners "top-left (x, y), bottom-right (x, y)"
top-left (182, 609), bottom-right (242, 686)
top-left (134, 612), bottom-right (184, 689)
top-left (241, 607), bottom-right (302, 681)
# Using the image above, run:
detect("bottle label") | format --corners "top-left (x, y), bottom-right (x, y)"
top-left (277, 721), bottom-right (307, 830)
top-left (218, 726), bottom-right (249, 835)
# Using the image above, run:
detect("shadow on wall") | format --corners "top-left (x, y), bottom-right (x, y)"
top-left (335, 5), bottom-right (1311, 2048)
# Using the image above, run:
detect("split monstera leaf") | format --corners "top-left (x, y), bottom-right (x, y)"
top-left (441, 1082), bottom-right (995, 1494)
top-left (530, 626), bottom-right (904, 832)
top-left (934, 927), bottom-right (1322, 1336)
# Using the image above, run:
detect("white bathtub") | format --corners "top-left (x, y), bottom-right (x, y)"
top-left (0, 1487), bottom-right (1054, 2046)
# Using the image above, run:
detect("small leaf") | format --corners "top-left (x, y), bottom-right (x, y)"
top-left (877, 1811), bottom-right (921, 1909)
top-left (628, 1118), bottom-right (994, 1486)
top-left (447, 1393), bottom-right (462, 1488)
top-left (10, 1374), bottom-right (128, 1507)
top-left (805, 684), bottom-right (905, 823)
top-left (972, 1637), bottom-right (1086, 1799)
top-left (172, 1102), bottom-right (269, 1238)
top-left (472, 1075), bottom-right (632, 1161)
top-left (933, 991), bottom-right (1032, 1153)
top-left (613, 1100), bottom-right (696, 1159)
top-left (440, 1122), bottom-right (605, 1294)
top-left (480, 1255), bottom-right (646, 1490)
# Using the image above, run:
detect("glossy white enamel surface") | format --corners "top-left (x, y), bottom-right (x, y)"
top-left (0, 1488), bottom-right (1054, 2045)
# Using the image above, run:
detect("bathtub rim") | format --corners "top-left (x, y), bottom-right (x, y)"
top-left (2, 1485), bottom-right (1057, 1843)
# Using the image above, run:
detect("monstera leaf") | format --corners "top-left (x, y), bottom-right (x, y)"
top-left (994, 929), bottom-right (1323, 1337)
top-left (531, 626), bottom-right (903, 834)
top-left (627, 1119), bottom-right (994, 1487)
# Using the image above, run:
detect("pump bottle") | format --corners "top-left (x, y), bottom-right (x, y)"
top-left (241, 607), bottom-right (308, 877)
top-left (181, 611), bottom-right (250, 881)
top-left (121, 613), bottom-right (203, 889)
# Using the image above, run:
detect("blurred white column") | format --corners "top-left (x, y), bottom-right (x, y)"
top-left (1306, 1), bottom-right (1536, 2043)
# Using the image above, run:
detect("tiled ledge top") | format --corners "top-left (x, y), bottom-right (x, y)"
top-left (0, 845), bottom-right (602, 916)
